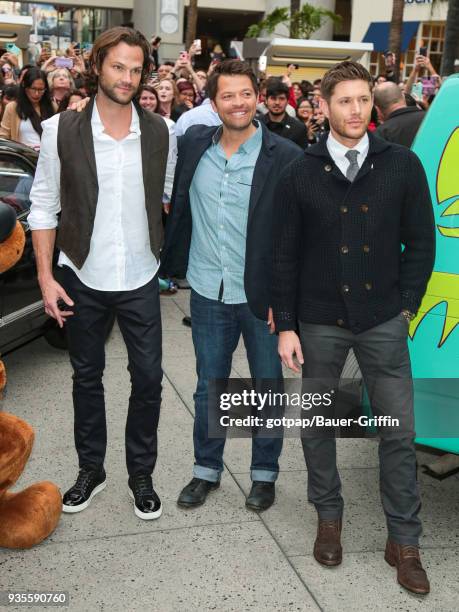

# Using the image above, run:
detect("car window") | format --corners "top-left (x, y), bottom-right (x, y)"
top-left (0, 154), bottom-right (34, 218)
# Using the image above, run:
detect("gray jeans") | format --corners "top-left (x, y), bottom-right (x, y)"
top-left (299, 313), bottom-right (422, 546)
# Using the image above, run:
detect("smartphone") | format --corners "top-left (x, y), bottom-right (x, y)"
top-left (193, 39), bottom-right (201, 55)
top-left (179, 51), bottom-right (189, 61)
top-left (42, 41), bottom-right (52, 53)
top-left (411, 82), bottom-right (423, 100)
top-left (419, 46), bottom-right (428, 57)
top-left (5, 43), bottom-right (20, 56)
top-left (258, 55), bottom-right (267, 72)
top-left (55, 57), bottom-right (73, 69)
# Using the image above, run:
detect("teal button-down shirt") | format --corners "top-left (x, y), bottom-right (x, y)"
top-left (186, 124), bottom-right (262, 304)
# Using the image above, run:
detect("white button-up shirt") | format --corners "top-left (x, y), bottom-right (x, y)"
top-left (326, 131), bottom-right (369, 178)
top-left (28, 100), bottom-right (165, 291)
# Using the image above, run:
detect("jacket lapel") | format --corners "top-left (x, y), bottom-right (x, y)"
top-left (180, 129), bottom-right (217, 196)
top-left (248, 124), bottom-right (275, 225)
top-left (136, 101), bottom-right (166, 198)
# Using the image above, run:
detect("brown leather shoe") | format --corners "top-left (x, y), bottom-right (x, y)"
top-left (384, 540), bottom-right (430, 595)
top-left (313, 518), bottom-right (342, 566)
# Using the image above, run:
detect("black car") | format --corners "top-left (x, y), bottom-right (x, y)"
top-left (0, 139), bottom-right (113, 354)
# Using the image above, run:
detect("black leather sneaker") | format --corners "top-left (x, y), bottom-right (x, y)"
top-left (128, 474), bottom-right (162, 520)
top-left (245, 481), bottom-right (275, 512)
top-left (177, 477), bottom-right (220, 508)
top-left (62, 466), bottom-right (106, 513)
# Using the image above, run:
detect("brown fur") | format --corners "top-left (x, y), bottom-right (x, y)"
top-left (0, 221), bottom-right (26, 273)
top-left (0, 219), bottom-right (62, 548)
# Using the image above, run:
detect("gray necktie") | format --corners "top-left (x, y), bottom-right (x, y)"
top-left (345, 149), bottom-right (359, 182)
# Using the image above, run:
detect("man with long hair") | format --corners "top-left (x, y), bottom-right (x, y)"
top-left (28, 27), bottom-right (169, 520)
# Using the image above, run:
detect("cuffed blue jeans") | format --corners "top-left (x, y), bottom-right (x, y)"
top-left (190, 289), bottom-right (283, 483)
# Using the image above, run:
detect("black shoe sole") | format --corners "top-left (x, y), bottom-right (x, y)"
top-left (177, 482), bottom-right (220, 508)
top-left (245, 499), bottom-right (275, 512)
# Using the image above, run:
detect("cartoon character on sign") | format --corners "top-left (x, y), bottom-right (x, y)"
top-left (408, 74), bottom-right (459, 452)
top-left (410, 126), bottom-right (459, 347)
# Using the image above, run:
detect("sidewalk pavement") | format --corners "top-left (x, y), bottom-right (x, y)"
top-left (1, 290), bottom-right (458, 612)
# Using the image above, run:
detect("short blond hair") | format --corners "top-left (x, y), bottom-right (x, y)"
top-left (47, 68), bottom-right (75, 91)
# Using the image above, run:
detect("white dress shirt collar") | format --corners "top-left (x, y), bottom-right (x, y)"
top-left (326, 131), bottom-right (369, 178)
top-left (92, 97), bottom-right (141, 138)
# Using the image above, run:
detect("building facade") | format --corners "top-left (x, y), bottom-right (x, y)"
top-left (351, 0), bottom-right (449, 79)
top-left (0, 0), bottom-right (351, 60)
top-left (0, 0), bottom-right (450, 73)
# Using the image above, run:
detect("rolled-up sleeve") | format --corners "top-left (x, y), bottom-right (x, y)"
top-left (28, 115), bottom-right (61, 230)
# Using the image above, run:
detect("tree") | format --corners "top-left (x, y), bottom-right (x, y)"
top-left (246, 3), bottom-right (341, 40)
top-left (441, 0), bottom-right (459, 75)
top-left (185, 0), bottom-right (198, 51)
top-left (387, 0), bottom-right (405, 82)
top-left (290, 0), bottom-right (301, 38)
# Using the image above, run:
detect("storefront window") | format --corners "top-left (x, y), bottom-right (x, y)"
top-left (420, 22), bottom-right (445, 74)
top-left (368, 23), bottom-right (446, 83)
top-left (0, 2), bottom-right (126, 48)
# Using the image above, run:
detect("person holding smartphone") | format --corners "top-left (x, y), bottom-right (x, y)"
top-left (405, 51), bottom-right (441, 100)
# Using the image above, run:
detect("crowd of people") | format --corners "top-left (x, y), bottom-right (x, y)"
top-left (3, 24), bottom-right (444, 598)
top-left (0, 35), bottom-right (442, 155)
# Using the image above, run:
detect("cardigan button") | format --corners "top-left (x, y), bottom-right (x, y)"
top-left (342, 284), bottom-right (350, 294)
top-left (340, 205), bottom-right (348, 213)
top-left (361, 204), bottom-right (369, 213)
top-left (364, 282), bottom-right (372, 290)
top-left (363, 245), bottom-right (370, 253)
top-left (337, 319), bottom-right (344, 326)
top-left (324, 164), bottom-right (332, 172)
top-left (340, 245), bottom-right (349, 254)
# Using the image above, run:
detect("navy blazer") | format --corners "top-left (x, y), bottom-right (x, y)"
top-left (160, 122), bottom-right (304, 320)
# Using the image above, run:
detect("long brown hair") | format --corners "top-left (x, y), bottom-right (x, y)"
top-left (89, 27), bottom-right (151, 85)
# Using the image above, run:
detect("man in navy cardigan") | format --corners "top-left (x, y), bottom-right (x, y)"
top-left (272, 61), bottom-right (435, 595)
top-left (161, 60), bottom-right (302, 512)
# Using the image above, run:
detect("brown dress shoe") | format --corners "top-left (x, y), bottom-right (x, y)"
top-left (384, 540), bottom-right (430, 595)
top-left (313, 518), bottom-right (342, 566)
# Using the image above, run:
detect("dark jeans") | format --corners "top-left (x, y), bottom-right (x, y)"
top-left (190, 289), bottom-right (283, 483)
top-left (299, 313), bottom-right (422, 546)
top-left (61, 266), bottom-right (162, 477)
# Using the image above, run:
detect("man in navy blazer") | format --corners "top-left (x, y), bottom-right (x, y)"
top-left (161, 60), bottom-right (302, 511)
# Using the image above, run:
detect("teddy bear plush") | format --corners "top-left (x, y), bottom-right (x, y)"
top-left (0, 201), bottom-right (62, 548)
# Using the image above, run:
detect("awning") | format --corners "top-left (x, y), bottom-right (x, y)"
top-left (362, 21), bottom-right (419, 52)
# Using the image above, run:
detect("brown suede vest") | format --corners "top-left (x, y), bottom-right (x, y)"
top-left (56, 97), bottom-right (168, 269)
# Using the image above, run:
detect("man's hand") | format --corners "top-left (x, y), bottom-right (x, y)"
top-left (36, 48), bottom-right (51, 67)
top-left (267, 307), bottom-right (275, 334)
top-left (384, 52), bottom-right (396, 68)
top-left (42, 55), bottom-right (58, 73)
top-left (278, 330), bottom-right (304, 373)
top-left (69, 96), bottom-right (91, 112)
top-left (71, 54), bottom-right (85, 75)
top-left (2, 52), bottom-right (18, 68)
top-left (39, 276), bottom-right (74, 328)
